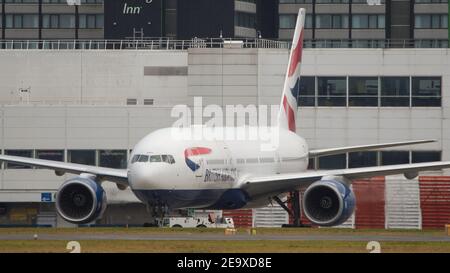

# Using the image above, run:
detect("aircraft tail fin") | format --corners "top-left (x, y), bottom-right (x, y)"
top-left (277, 8), bottom-right (305, 133)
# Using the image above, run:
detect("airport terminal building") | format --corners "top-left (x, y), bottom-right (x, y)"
top-left (0, 0), bottom-right (449, 228)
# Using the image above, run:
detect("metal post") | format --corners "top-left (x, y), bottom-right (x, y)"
top-left (292, 191), bottom-right (301, 226)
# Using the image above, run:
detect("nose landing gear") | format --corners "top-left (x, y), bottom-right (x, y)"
top-left (146, 203), bottom-right (169, 227)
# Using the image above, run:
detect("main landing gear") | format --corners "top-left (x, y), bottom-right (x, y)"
top-left (272, 191), bottom-right (311, 228)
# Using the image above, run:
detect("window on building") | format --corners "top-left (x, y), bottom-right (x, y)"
top-left (99, 150), bottom-right (127, 169)
top-left (280, 14), bottom-right (312, 29)
top-left (60, 15), bottom-right (76, 28)
top-left (316, 15), bottom-right (348, 29)
top-left (5, 150), bottom-right (33, 169)
top-left (412, 151), bottom-right (441, 163)
top-left (36, 150), bottom-right (64, 162)
top-left (381, 77), bottom-right (410, 107)
top-left (6, 0), bottom-right (39, 3)
top-left (35, 150), bottom-right (64, 169)
top-left (349, 151), bottom-right (378, 168)
top-left (415, 0), bottom-right (447, 3)
top-left (352, 15), bottom-right (385, 29)
top-left (318, 154), bottom-right (346, 170)
top-left (68, 150), bottom-right (96, 166)
top-left (415, 14), bottom-right (448, 29)
top-left (412, 77), bottom-right (441, 107)
top-left (79, 14), bottom-right (104, 29)
top-left (22, 14), bottom-right (39, 28)
top-left (298, 76), bottom-right (315, 106)
top-left (381, 151), bottom-right (410, 166)
top-left (349, 77), bottom-right (378, 106)
top-left (43, 14), bottom-right (75, 29)
top-left (318, 77), bottom-right (347, 106)
top-left (279, 15), bottom-right (296, 29)
top-left (235, 12), bottom-right (256, 29)
top-left (5, 14), bottom-right (39, 28)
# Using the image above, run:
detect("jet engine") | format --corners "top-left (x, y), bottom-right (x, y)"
top-left (302, 179), bottom-right (355, 227)
top-left (55, 176), bottom-right (107, 224)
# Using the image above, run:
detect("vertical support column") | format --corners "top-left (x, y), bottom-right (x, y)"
top-left (1, 0), bottom-right (4, 46)
top-left (75, 4), bottom-right (79, 41)
top-left (38, 0), bottom-right (42, 41)
top-left (312, 0), bottom-right (316, 45)
top-left (385, 0), bottom-right (391, 41)
top-left (292, 191), bottom-right (300, 226)
top-left (348, 0), bottom-right (352, 43)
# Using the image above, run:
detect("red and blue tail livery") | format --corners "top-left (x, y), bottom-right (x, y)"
top-left (184, 147), bottom-right (212, 171)
top-left (278, 8), bottom-right (305, 133)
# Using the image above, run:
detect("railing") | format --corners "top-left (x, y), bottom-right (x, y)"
top-left (0, 38), bottom-right (447, 50)
top-left (303, 39), bottom-right (449, 49)
top-left (0, 38), bottom-right (289, 50)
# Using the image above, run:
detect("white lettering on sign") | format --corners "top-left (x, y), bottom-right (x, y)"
top-left (122, 1), bottom-right (154, 15)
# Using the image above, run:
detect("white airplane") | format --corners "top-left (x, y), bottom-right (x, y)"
top-left (1, 8), bottom-right (449, 227)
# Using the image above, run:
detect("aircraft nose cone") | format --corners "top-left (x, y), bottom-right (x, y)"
top-left (128, 164), bottom-right (159, 189)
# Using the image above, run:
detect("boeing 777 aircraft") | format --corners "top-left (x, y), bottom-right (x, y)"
top-left (1, 9), bottom-right (449, 226)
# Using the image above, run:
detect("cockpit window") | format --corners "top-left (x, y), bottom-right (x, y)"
top-left (162, 155), bottom-right (176, 164)
top-left (132, 154), bottom-right (175, 164)
top-left (131, 155), bottom-right (140, 164)
top-left (138, 155), bottom-right (149, 162)
top-left (150, 155), bottom-right (162, 162)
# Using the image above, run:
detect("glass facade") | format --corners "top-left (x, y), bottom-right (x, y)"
top-left (296, 76), bottom-right (441, 108)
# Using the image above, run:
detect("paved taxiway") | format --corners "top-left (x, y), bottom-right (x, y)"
top-left (1, 233), bottom-right (449, 242)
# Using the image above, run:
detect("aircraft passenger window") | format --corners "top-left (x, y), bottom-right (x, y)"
top-left (138, 155), bottom-right (149, 162)
top-left (150, 155), bottom-right (162, 162)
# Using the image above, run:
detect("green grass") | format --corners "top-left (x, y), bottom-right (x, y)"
top-left (0, 227), bottom-right (448, 253)
top-left (1, 240), bottom-right (450, 253)
top-left (0, 227), bottom-right (444, 236)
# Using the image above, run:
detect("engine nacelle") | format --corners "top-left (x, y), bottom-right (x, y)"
top-left (55, 177), bottom-right (107, 224)
top-left (302, 179), bottom-right (355, 227)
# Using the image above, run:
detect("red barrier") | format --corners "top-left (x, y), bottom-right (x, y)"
top-left (353, 177), bottom-right (385, 229)
top-left (419, 176), bottom-right (450, 229)
top-left (222, 209), bottom-right (253, 228)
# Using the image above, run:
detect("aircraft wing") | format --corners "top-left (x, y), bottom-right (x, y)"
top-left (309, 139), bottom-right (436, 158)
top-left (0, 155), bottom-right (128, 186)
top-left (242, 161), bottom-right (450, 199)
